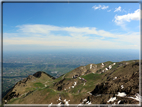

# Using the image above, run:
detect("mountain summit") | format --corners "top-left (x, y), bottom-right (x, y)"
top-left (3, 60), bottom-right (140, 105)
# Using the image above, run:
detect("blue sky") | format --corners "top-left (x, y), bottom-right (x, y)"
top-left (3, 3), bottom-right (140, 51)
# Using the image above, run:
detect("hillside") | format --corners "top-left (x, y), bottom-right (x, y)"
top-left (3, 60), bottom-right (140, 105)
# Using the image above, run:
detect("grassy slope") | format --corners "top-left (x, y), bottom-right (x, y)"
top-left (6, 60), bottom-right (139, 104)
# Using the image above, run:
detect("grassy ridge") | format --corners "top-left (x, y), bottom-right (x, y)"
top-left (33, 82), bottom-right (44, 88)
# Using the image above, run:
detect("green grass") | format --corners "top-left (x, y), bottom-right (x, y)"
top-left (70, 84), bottom-right (83, 93)
top-left (44, 88), bottom-right (58, 100)
top-left (80, 73), bottom-right (103, 91)
top-left (33, 82), bottom-right (44, 88)
top-left (8, 98), bottom-right (19, 104)
top-left (81, 73), bottom-right (101, 81)
top-left (25, 87), bottom-right (36, 92)
top-left (69, 73), bottom-right (103, 94)
top-left (65, 78), bottom-right (72, 80)
top-left (105, 61), bottom-right (113, 64)
top-left (60, 92), bottom-right (69, 98)
top-left (72, 92), bottom-right (88, 103)
top-left (38, 86), bottom-right (49, 90)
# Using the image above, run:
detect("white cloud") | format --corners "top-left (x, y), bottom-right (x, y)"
top-left (92, 5), bottom-right (101, 10)
top-left (101, 5), bottom-right (109, 10)
top-left (16, 24), bottom-right (59, 34)
top-left (114, 6), bottom-right (121, 12)
top-left (3, 24), bottom-right (140, 50)
top-left (107, 10), bottom-right (111, 12)
top-left (16, 24), bottom-right (116, 38)
top-left (114, 9), bottom-right (140, 26)
top-left (92, 5), bottom-right (109, 10)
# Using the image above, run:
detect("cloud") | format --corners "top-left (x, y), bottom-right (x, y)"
top-left (101, 5), bottom-right (109, 10)
top-left (92, 5), bottom-right (109, 10)
top-left (114, 6), bottom-right (121, 12)
top-left (16, 24), bottom-right (116, 38)
top-left (114, 9), bottom-right (140, 27)
top-left (107, 10), bottom-right (111, 12)
top-left (3, 24), bottom-right (140, 50)
top-left (16, 24), bottom-right (60, 34)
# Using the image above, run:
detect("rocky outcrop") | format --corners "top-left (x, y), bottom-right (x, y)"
top-left (33, 71), bottom-right (55, 79)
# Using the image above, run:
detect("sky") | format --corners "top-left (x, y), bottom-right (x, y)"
top-left (3, 2), bottom-right (140, 51)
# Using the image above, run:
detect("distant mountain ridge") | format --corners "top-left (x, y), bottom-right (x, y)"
top-left (3, 60), bottom-right (140, 105)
